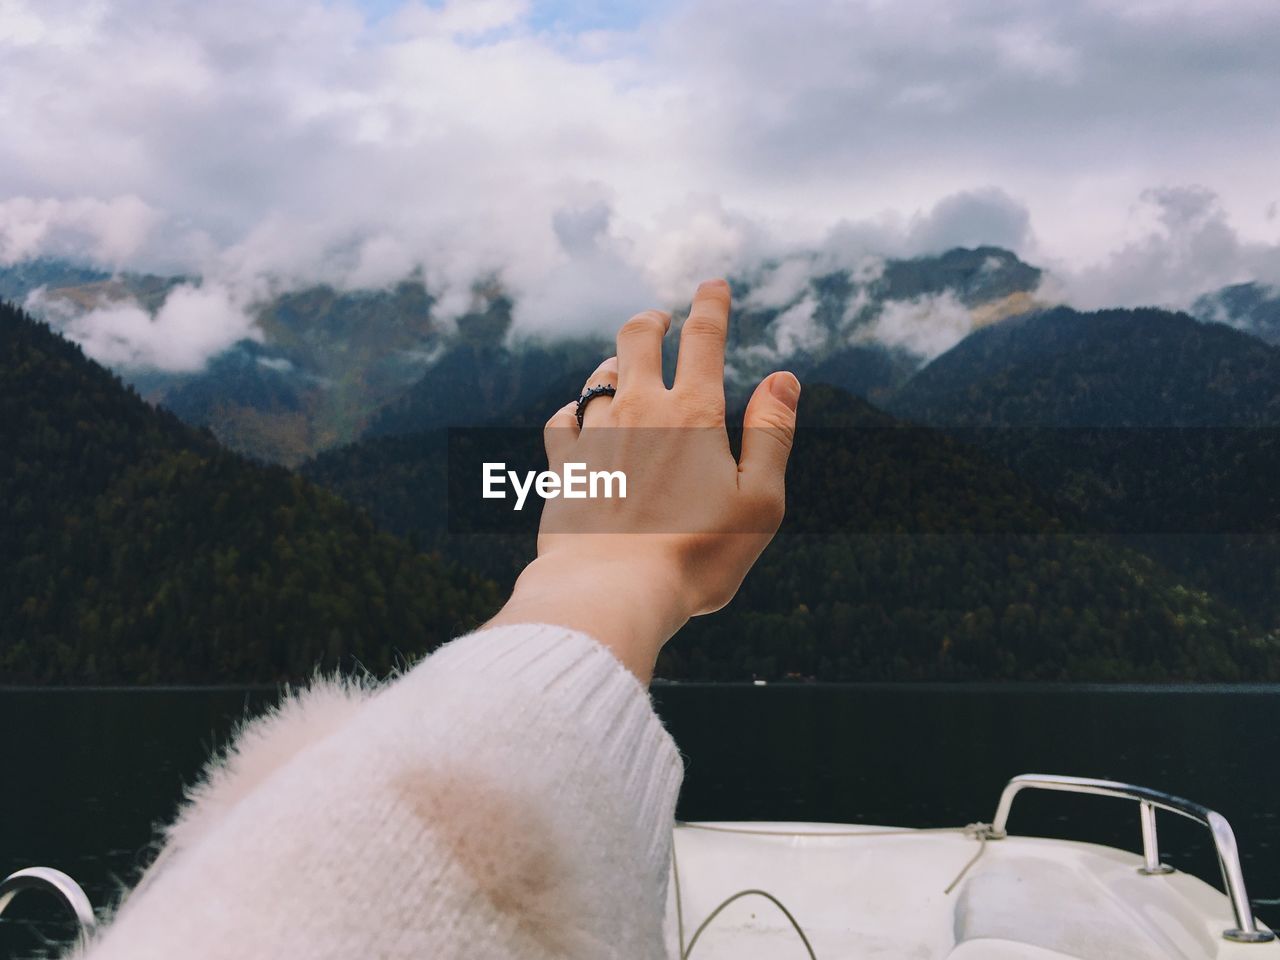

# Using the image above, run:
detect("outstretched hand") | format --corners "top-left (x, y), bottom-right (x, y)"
top-left (485, 279), bottom-right (800, 683)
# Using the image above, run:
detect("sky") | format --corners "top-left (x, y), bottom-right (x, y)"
top-left (2, 0), bottom-right (1280, 369)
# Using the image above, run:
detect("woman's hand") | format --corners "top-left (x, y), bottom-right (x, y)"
top-left (485, 279), bottom-right (800, 683)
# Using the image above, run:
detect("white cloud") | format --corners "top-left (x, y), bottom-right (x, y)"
top-left (1057, 186), bottom-right (1280, 310)
top-left (858, 292), bottom-right (974, 361)
top-left (32, 281), bottom-right (258, 372)
top-left (256, 355), bottom-right (295, 372)
top-left (769, 295), bottom-right (825, 358)
top-left (4, 0), bottom-right (1280, 370)
top-left (907, 189), bottom-right (1032, 255)
top-left (742, 256), bottom-right (817, 311)
top-left (0, 195), bottom-right (160, 266)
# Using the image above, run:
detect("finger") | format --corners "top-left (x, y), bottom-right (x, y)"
top-left (616, 308), bottom-right (671, 391)
top-left (579, 355), bottom-right (618, 428)
top-left (738, 371), bottom-right (800, 521)
top-left (674, 278), bottom-right (731, 395)
top-left (544, 400), bottom-right (578, 472)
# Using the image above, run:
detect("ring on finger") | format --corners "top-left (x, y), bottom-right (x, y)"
top-left (576, 384), bottom-right (617, 429)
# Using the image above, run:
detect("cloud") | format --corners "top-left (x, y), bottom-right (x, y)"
top-left (768, 295), bottom-right (825, 358)
top-left (1057, 186), bottom-right (1280, 310)
top-left (907, 189), bottom-right (1032, 255)
top-left (857, 291), bottom-right (975, 361)
top-left (0, 195), bottom-right (161, 267)
top-left (30, 281), bottom-right (258, 372)
top-left (4, 0), bottom-right (1280, 370)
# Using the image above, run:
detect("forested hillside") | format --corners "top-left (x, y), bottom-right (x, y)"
top-left (306, 383), bottom-right (1275, 681)
top-left (8, 293), bottom-right (1280, 683)
top-left (1, 301), bottom-right (498, 683)
top-left (890, 306), bottom-right (1280, 427)
top-left (889, 306), bottom-right (1280, 632)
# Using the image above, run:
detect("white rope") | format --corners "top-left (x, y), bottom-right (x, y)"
top-left (683, 889), bottom-right (817, 960)
top-left (943, 823), bottom-right (998, 895)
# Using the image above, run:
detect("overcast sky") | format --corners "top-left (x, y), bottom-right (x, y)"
top-left (3, 0), bottom-right (1280, 367)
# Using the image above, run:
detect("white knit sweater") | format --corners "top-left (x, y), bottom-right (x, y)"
top-left (81, 624), bottom-right (685, 960)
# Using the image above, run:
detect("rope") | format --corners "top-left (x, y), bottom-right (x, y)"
top-left (683, 890), bottom-right (817, 960)
top-left (677, 821), bottom-right (971, 838)
top-left (943, 823), bottom-right (997, 895)
top-left (671, 821), bottom-right (998, 958)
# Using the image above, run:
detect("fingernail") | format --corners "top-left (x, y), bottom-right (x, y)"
top-left (770, 372), bottom-right (801, 411)
top-left (699, 278), bottom-right (729, 291)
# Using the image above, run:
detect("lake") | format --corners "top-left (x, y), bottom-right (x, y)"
top-left (2, 684), bottom-right (1278, 955)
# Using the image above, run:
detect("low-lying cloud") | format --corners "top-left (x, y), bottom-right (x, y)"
top-left (30, 281), bottom-right (256, 372)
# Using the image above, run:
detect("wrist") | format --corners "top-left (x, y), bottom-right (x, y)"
top-left (486, 549), bottom-right (691, 684)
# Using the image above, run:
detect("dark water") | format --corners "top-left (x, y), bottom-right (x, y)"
top-left (2, 685), bottom-right (1278, 955)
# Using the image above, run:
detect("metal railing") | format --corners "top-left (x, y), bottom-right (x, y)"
top-left (990, 773), bottom-right (1275, 944)
top-left (0, 867), bottom-right (97, 951)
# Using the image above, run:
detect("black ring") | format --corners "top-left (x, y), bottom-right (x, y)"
top-left (575, 384), bottom-right (617, 428)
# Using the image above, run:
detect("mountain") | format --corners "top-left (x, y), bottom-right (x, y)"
top-left (4, 246), bottom-right (1046, 461)
top-left (678, 385), bottom-right (1275, 682)
top-left (1194, 281), bottom-right (1280, 346)
top-left (133, 280), bottom-right (448, 464)
top-left (0, 258), bottom-right (113, 303)
top-left (1, 300), bottom-right (498, 683)
top-left (304, 383), bottom-right (1273, 681)
top-left (890, 305), bottom-right (1280, 632)
top-left (891, 306), bottom-right (1280, 427)
top-left (7, 283), bottom-right (1277, 684)
top-left (355, 246), bottom-right (1046, 439)
top-left (364, 300), bottom-right (610, 437)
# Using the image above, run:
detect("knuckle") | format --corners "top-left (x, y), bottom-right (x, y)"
top-left (675, 389), bottom-right (725, 423)
top-left (588, 356), bottom-right (618, 379)
top-left (619, 311), bottom-right (663, 338)
top-left (609, 391), bottom-right (645, 420)
top-left (754, 410), bottom-right (796, 446)
top-left (544, 403), bottom-right (575, 432)
top-left (681, 315), bottom-right (725, 340)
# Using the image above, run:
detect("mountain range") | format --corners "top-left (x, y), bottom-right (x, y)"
top-left (5, 246), bottom-right (1280, 682)
top-left (3, 246), bottom-right (1045, 464)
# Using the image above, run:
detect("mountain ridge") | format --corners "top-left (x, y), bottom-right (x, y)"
top-left (1, 299), bottom-right (498, 683)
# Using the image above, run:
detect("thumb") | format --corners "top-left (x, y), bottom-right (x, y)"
top-left (738, 371), bottom-right (800, 507)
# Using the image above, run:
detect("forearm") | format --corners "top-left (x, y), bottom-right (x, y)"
top-left (484, 554), bottom-right (690, 685)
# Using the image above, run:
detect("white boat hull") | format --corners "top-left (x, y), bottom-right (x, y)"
top-left (668, 822), bottom-right (1278, 960)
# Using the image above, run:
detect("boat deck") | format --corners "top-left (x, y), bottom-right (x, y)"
top-left (669, 822), bottom-right (1278, 959)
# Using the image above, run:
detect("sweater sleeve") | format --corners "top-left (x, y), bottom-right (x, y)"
top-left (80, 624), bottom-right (685, 960)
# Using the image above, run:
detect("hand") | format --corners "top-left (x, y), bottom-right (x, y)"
top-left (485, 279), bottom-right (800, 683)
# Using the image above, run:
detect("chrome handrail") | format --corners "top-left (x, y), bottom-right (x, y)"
top-left (990, 773), bottom-right (1275, 944)
top-left (0, 867), bottom-right (97, 951)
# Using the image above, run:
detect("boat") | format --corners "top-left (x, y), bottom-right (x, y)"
top-left (4, 773), bottom-right (1274, 958)
top-left (668, 774), bottom-right (1276, 959)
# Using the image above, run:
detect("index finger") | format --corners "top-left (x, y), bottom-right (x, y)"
top-left (674, 278), bottom-right (731, 395)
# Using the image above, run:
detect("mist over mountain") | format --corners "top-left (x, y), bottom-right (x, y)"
top-left (3, 245), bottom-right (1046, 462)
top-left (1194, 282), bottom-right (1280, 347)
